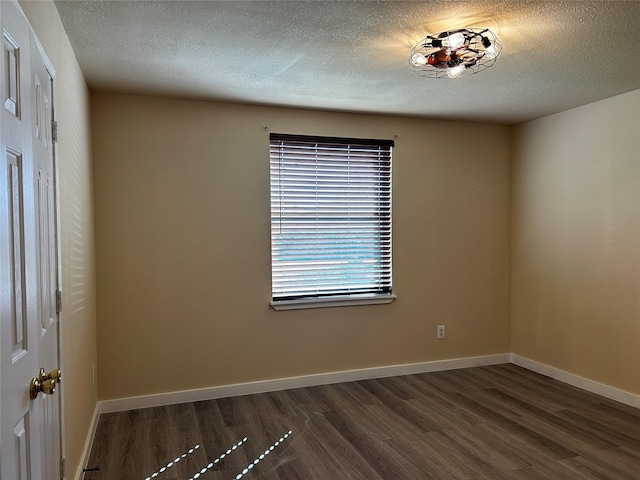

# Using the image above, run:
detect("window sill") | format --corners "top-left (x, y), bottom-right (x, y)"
top-left (270, 293), bottom-right (397, 311)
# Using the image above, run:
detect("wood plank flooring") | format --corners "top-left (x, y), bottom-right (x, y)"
top-left (83, 364), bottom-right (640, 480)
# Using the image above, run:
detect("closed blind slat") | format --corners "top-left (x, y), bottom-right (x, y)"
top-left (270, 133), bottom-right (393, 301)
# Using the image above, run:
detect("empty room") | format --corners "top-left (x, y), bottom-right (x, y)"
top-left (0, 1), bottom-right (638, 479)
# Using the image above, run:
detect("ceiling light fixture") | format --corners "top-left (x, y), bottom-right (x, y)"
top-left (409, 28), bottom-right (502, 79)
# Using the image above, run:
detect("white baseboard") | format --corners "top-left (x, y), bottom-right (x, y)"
top-left (99, 353), bottom-right (511, 414)
top-left (511, 354), bottom-right (640, 409)
top-left (84, 352), bottom-right (639, 476)
top-left (75, 401), bottom-right (101, 480)
top-left (95, 352), bottom-right (638, 429)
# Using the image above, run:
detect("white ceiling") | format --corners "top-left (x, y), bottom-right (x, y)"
top-left (54, 0), bottom-right (640, 125)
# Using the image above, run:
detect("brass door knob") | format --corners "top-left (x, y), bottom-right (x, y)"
top-left (40, 379), bottom-right (56, 395)
top-left (29, 377), bottom-right (57, 399)
top-left (29, 369), bottom-right (60, 400)
top-left (29, 377), bottom-right (41, 400)
top-left (39, 368), bottom-right (62, 384)
top-left (29, 378), bottom-right (57, 399)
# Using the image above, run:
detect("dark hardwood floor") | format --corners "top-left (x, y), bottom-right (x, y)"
top-left (83, 364), bottom-right (640, 480)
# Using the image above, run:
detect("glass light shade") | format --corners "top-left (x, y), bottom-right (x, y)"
top-left (411, 53), bottom-right (427, 66)
top-left (447, 65), bottom-right (466, 78)
top-left (484, 44), bottom-right (497, 58)
top-left (444, 32), bottom-right (465, 48)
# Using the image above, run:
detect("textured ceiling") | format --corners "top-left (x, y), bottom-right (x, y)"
top-left (54, 0), bottom-right (640, 125)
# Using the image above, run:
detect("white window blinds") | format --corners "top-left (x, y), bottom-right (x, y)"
top-left (270, 133), bottom-right (393, 302)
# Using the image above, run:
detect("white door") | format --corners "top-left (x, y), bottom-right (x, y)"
top-left (0, 1), bottom-right (62, 479)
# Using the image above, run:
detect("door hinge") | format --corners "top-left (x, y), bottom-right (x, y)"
top-left (56, 290), bottom-right (62, 313)
top-left (60, 457), bottom-right (66, 479)
top-left (52, 120), bottom-right (58, 143)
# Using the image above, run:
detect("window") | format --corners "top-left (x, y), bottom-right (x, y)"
top-left (270, 133), bottom-right (395, 310)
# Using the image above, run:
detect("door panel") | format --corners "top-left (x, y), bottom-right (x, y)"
top-left (6, 148), bottom-right (27, 360)
top-left (3, 25), bottom-right (21, 118)
top-left (13, 415), bottom-right (31, 480)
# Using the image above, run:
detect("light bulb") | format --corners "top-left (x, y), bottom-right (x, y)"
top-left (447, 65), bottom-right (465, 78)
top-left (484, 44), bottom-right (496, 58)
top-left (445, 32), bottom-right (465, 49)
top-left (411, 53), bottom-right (427, 66)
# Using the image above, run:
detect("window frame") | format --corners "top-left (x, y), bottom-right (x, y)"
top-left (269, 133), bottom-right (396, 310)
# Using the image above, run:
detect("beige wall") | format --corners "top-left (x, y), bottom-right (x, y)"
top-left (19, 0), bottom-right (98, 477)
top-left (91, 93), bottom-right (511, 400)
top-left (511, 90), bottom-right (640, 395)
top-left (13, 0), bottom-right (638, 473)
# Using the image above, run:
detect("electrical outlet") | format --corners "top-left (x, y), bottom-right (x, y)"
top-left (437, 325), bottom-right (446, 339)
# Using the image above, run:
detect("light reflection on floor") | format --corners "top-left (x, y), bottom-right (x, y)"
top-left (144, 444), bottom-right (201, 479)
top-left (185, 436), bottom-right (247, 480)
top-left (143, 431), bottom-right (293, 480)
top-left (230, 431), bottom-right (293, 480)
